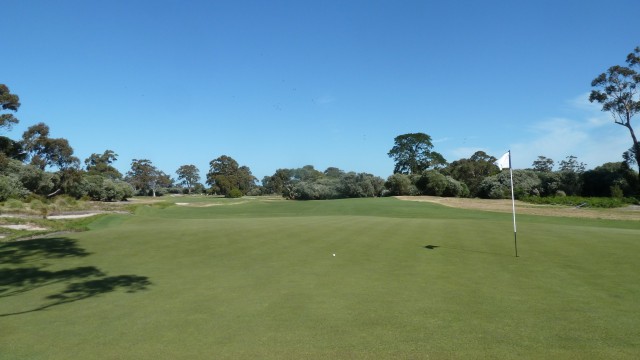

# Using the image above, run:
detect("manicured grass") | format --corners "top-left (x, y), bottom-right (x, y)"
top-left (1, 197), bottom-right (639, 359)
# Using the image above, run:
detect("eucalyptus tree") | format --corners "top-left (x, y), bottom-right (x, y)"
top-left (262, 168), bottom-right (293, 195)
top-left (126, 159), bottom-right (167, 197)
top-left (206, 155), bottom-right (256, 196)
top-left (176, 164), bottom-right (200, 194)
top-left (0, 84), bottom-right (20, 132)
top-left (85, 150), bottom-right (122, 179)
top-left (589, 46), bottom-right (640, 175)
top-left (558, 155), bottom-right (586, 196)
top-left (388, 133), bottom-right (446, 174)
top-left (0, 85), bottom-right (24, 164)
top-left (531, 156), bottom-right (554, 172)
top-left (21, 123), bottom-right (79, 170)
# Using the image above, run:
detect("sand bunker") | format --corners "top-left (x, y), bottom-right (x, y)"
top-left (1, 224), bottom-right (49, 231)
top-left (47, 213), bottom-right (102, 219)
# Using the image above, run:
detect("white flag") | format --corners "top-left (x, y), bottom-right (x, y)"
top-left (494, 151), bottom-right (510, 169)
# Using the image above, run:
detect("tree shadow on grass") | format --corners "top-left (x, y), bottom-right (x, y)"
top-left (0, 237), bottom-right (90, 264)
top-left (1, 275), bottom-right (151, 317)
top-left (0, 237), bottom-right (151, 317)
top-left (0, 266), bottom-right (104, 298)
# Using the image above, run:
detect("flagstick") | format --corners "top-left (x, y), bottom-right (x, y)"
top-left (508, 151), bottom-right (518, 257)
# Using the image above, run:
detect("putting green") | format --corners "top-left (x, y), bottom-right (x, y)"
top-left (1, 197), bottom-right (639, 359)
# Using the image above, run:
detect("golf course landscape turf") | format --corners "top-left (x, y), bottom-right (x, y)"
top-left (1, 197), bottom-right (639, 359)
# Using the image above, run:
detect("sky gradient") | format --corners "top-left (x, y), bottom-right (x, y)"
top-left (4, 0), bottom-right (640, 182)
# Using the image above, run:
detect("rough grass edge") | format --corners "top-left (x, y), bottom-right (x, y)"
top-left (0, 214), bottom-right (115, 242)
top-left (521, 195), bottom-right (639, 208)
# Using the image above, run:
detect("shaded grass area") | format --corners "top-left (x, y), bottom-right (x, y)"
top-left (1, 197), bottom-right (639, 359)
top-left (0, 236), bottom-right (151, 318)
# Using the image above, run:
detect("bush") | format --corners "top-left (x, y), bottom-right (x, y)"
top-left (53, 195), bottom-right (78, 208)
top-left (226, 188), bottom-right (243, 198)
top-left (443, 177), bottom-right (470, 197)
top-left (478, 170), bottom-right (541, 199)
top-left (0, 175), bottom-right (29, 201)
top-left (537, 171), bottom-right (562, 196)
top-left (24, 193), bottom-right (46, 203)
top-left (610, 185), bottom-right (624, 199)
top-left (287, 179), bottom-right (340, 200)
top-left (192, 183), bottom-right (206, 194)
top-left (478, 176), bottom-right (507, 199)
top-left (339, 173), bottom-right (385, 198)
top-left (414, 170), bottom-right (469, 197)
top-left (384, 174), bottom-right (417, 196)
top-left (28, 199), bottom-right (51, 218)
top-left (84, 175), bottom-right (134, 201)
top-left (582, 162), bottom-right (639, 197)
top-left (246, 187), bottom-right (263, 196)
top-left (4, 198), bottom-right (24, 210)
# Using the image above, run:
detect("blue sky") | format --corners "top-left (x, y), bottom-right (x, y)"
top-left (3, 0), bottom-right (639, 182)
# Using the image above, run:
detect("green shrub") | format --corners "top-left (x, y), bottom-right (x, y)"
top-left (287, 180), bottom-right (341, 200)
top-left (4, 198), bottom-right (24, 209)
top-left (246, 187), bottom-right (263, 196)
top-left (24, 193), bottom-right (46, 203)
top-left (478, 170), bottom-right (541, 199)
top-left (0, 175), bottom-right (29, 201)
top-left (415, 171), bottom-right (469, 197)
top-left (384, 174), bottom-right (416, 196)
top-left (28, 199), bottom-right (51, 218)
top-left (226, 188), bottom-right (243, 198)
top-left (53, 195), bottom-right (78, 210)
top-left (84, 175), bottom-right (134, 201)
top-left (610, 185), bottom-right (624, 199)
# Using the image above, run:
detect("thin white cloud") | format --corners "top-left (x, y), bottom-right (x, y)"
top-left (566, 92), bottom-right (601, 112)
top-left (586, 115), bottom-right (612, 127)
top-left (313, 95), bottom-right (335, 105)
top-left (509, 109), bottom-right (633, 170)
top-left (567, 92), bottom-right (612, 128)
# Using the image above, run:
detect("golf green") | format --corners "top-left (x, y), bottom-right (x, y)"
top-left (1, 197), bottom-right (639, 359)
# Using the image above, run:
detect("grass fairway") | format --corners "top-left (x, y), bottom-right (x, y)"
top-left (1, 197), bottom-right (639, 359)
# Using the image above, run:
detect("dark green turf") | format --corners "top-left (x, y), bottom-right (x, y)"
top-left (1, 197), bottom-right (639, 359)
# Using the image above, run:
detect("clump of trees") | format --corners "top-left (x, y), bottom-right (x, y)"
top-left (206, 155), bottom-right (256, 197)
top-left (261, 165), bottom-right (385, 200)
top-left (384, 131), bottom-right (638, 201)
top-left (2, 74), bottom-right (639, 205)
top-left (0, 85), bottom-right (136, 202)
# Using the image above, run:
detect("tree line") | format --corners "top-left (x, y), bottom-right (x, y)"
top-left (1, 46), bottom-right (638, 202)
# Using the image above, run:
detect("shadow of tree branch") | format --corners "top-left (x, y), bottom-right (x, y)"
top-left (0, 237), bottom-right (152, 317)
top-left (0, 237), bottom-right (90, 264)
top-left (1, 275), bottom-right (152, 317)
top-left (0, 266), bottom-right (104, 298)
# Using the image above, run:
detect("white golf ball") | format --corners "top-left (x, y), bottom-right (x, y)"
top-left (332, 253), bottom-right (336, 256)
